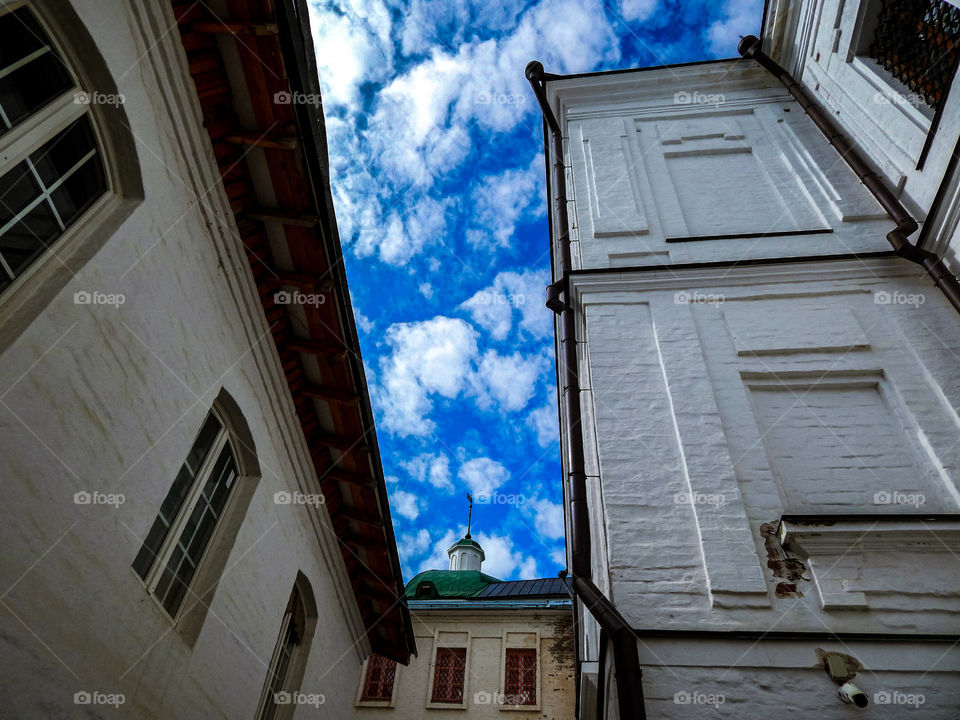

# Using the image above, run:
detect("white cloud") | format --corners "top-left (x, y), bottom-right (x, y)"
top-left (308, 1), bottom-right (393, 112)
top-left (458, 456), bottom-right (510, 498)
top-left (706, 0), bottom-right (763, 56)
top-left (392, 489), bottom-right (420, 520)
top-left (418, 529), bottom-right (458, 573)
top-left (309, 0), bottom-right (622, 266)
top-left (354, 310), bottom-right (375, 334)
top-left (549, 547), bottom-right (566, 568)
top-left (529, 497), bottom-right (564, 540)
top-left (401, 453), bottom-right (453, 490)
top-left (528, 387), bottom-right (558, 448)
top-left (460, 269), bottom-right (552, 341)
top-left (355, 195), bottom-right (454, 266)
top-left (473, 532), bottom-right (538, 579)
top-left (376, 315), bottom-right (547, 436)
top-left (473, 350), bottom-right (545, 412)
top-left (398, 0), bottom-right (529, 56)
top-left (375, 316), bottom-right (479, 436)
top-left (418, 282), bottom-right (434, 300)
top-left (468, 155), bottom-right (545, 248)
top-left (617, 0), bottom-right (658, 23)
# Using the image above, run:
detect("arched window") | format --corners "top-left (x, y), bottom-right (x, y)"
top-left (132, 389), bottom-right (260, 639)
top-left (255, 574), bottom-right (319, 720)
top-left (132, 409), bottom-right (238, 615)
top-left (0, 4), bottom-right (107, 293)
top-left (0, 1), bottom-right (141, 349)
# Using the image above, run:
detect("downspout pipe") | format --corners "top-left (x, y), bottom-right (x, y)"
top-left (738, 35), bottom-right (960, 314)
top-left (526, 60), bottom-right (647, 720)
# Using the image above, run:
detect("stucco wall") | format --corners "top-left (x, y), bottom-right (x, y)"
top-left (545, 24), bottom-right (960, 720)
top-left (0, 1), bottom-right (367, 717)
top-left (352, 609), bottom-right (575, 720)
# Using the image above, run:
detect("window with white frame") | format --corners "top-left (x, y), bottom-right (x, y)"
top-left (359, 654), bottom-right (397, 703)
top-left (254, 586), bottom-right (306, 720)
top-left (431, 647), bottom-right (466, 704)
top-left (504, 648), bottom-right (537, 706)
top-left (500, 631), bottom-right (540, 710)
top-left (0, 4), bottom-right (107, 294)
top-left (132, 410), bottom-right (239, 616)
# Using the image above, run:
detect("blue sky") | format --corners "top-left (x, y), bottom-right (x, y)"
top-left (306, 0), bottom-right (763, 581)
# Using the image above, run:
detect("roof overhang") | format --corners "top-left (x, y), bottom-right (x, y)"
top-left (170, 0), bottom-right (414, 662)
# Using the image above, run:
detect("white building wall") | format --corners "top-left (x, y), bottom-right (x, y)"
top-left (0, 1), bottom-right (368, 717)
top-left (545, 14), bottom-right (960, 717)
top-left (352, 608), bottom-right (574, 720)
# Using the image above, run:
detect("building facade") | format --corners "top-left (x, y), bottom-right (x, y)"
top-left (530, 0), bottom-right (960, 717)
top-left (353, 536), bottom-right (576, 719)
top-left (0, 0), bottom-right (413, 717)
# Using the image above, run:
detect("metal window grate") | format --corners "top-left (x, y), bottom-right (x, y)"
top-left (431, 648), bottom-right (466, 704)
top-left (869, 0), bottom-right (960, 112)
top-left (361, 654), bottom-right (397, 701)
top-left (504, 648), bottom-right (537, 705)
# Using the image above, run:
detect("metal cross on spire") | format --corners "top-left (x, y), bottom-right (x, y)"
top-left (465, 493), bottom-right (473, 539)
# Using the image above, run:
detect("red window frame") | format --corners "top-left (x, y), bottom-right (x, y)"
top-left (504, 648), bottom-right (537, 705)
top-left (431, 647), bottom-right (466, 704)
top-left (361, 654), bottom-right (396, 702)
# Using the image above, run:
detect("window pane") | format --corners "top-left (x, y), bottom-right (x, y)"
top-left (154, 445), bottom-right (236, 616)
top-left (258, 615), bottom-right (300, 720)
top-left (0, 7), bottom-right (49, 66)
top-left (362, 655), bottom-right (396, 701)
top-left (0, 7), bottom-right (73, 134)
top-left (132, 414), bottom-right (223, 579)
top-left (505, 648), bottom-right (537, 705)
top-left (31, 117), bottom-right (99, 186)
top-left (0, 115), bottom-right (106, 293)
top-left (431, 648), bottom-right (466, 704)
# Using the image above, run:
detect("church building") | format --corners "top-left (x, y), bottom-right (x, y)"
top-left (528, 0), bottom-right (960, 717)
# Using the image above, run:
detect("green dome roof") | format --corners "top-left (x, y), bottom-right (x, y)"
top-left (450, 537), bottom-right (483, 550)
top-left (404, 569), bottom-right (501, 599)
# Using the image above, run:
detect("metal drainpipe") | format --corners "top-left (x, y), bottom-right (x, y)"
top-left (526, 60), bottom-right (647, 720)
top-left (738, 35), bottom-right (960, 314)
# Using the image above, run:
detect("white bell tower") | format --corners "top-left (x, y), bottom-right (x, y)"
top-left (447, 494), bottom-right (484, 570)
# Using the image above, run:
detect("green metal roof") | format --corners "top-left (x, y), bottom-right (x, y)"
top-left (404, 570), bottom-right (501, 599)
top-left (450, 537), bottom-right (483, 550)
